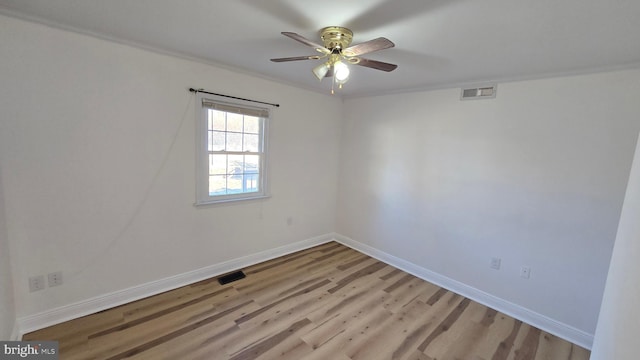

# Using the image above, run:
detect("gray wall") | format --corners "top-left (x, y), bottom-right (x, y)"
top-left (590, 134), bottom-right (640, 359)
top-left (337, 69), bottom-right (640, 339)
top-left (0, 164), bottom-right (16, 340)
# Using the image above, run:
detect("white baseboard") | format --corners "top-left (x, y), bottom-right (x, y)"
top-left (17, 233), bottom-right (334, 335)
top-left (331, 233), bottom-right (594, 350)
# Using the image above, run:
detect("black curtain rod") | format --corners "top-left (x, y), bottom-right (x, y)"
top-left (189, 88), bottom-right (280, 108)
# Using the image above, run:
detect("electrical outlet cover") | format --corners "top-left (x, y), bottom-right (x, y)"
top-left (29, 275), bottom-right (45, 292)
top-left (48, 271), bottom-right (63, 287)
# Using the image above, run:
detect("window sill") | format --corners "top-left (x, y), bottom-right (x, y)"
top-left (194, 194), bottom-right (271, 207)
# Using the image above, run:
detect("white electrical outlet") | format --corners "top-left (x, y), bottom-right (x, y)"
top-left (29, 275), bottom-right (45, 292)
top-left (48, 271), bottom-right (63, 287)
top-left (520, 266), bottom-right (531, 279)
top-left (490, 257), bottom-right (501, 270)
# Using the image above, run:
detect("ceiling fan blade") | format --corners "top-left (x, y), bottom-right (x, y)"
top-left (354, 58), bottom-right (398, 72)
top-left (281, 32), bottom-right (330, 54)
top-left (342, 37), bottom-right (395, 57)
top-left (270, 55), bottom-right (322, 62)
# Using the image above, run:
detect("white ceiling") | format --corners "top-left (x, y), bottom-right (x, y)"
top-left (1, 0), bottom-right (640, 97)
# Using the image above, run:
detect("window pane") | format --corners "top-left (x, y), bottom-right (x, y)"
top-left (209, 154), bottom-right (226, 175)
top-left (210, 131), bottom-right (225, 151)
top-left (244, 116), bottom-right (260, 134)
top-left (244, 174), bottom-right (259, 192)
top-left (209, 175), bottom-right (227, 196)
top-left (227, 154), bottom-right (244, 175)
top-left (227, 132), bottom-right (242, 151)
top-left (227, 175), bottom-right (244, 194)
top-left (245, 155), bottom-right (259, 174)
top-left (227, 113), bottom-right (243, 132)
top-left (243, 134), bottom-right (259, 152)
top-left (211, 110), bottom-right (225, 131)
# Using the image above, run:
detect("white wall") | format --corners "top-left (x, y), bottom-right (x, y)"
top-left (337, 70), bottom-right (640, 337)
top-left (590, 134), bottom-right (640, 359)
top-left (0, 165), bottom-right (16, 339)
top-left (0, 15), bottom-right (342, 318)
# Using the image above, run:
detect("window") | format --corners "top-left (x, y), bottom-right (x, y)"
top-left (195, 93), bottom-right (269, 205)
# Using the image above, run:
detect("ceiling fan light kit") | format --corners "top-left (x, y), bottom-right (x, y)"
top-left (334, 61), bottom-right (350, 82)
top-left (271, 26), bottom-right (397, 94)
top-left (312, 62), bottom-right (331, 80)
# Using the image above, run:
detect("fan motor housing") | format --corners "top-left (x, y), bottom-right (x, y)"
top-left (320, 26), bottom-right (353, 50)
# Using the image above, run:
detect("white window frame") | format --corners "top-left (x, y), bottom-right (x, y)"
top-left (195, 93), bottom-right (270, 205)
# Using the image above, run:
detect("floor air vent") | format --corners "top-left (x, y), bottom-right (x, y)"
top-left (218, 270), bottom-right (246, 285)
top-left (461, 85), bottom-right (497, 100)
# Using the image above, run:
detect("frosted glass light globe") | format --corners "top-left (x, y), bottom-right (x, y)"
top-left (334, 61), bottom-right (350, 82)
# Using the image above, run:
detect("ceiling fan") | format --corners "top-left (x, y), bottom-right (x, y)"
top-left (271, 26), bottom-right (398, 93)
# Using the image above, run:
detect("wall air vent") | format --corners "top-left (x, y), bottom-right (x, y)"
top-left (460, 85), bottom-right (497, 100)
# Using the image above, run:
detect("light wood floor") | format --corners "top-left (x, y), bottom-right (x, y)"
top-left (24, 242), bottom-right (590, 360)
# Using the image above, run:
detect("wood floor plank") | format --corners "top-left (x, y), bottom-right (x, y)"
top-left (89, 286), bottom-right (236, 339)
top-left (91, 300), bottom-right (255, 360)
top-left (24, 242), bottom-right (590, 360)
top-left (127, 321), bottom-right (240, 360)
top-left (301, 290), bottom-right (392, 350)
top-left (344, 298), bottom-right (432, 359)
top-left (464, 310), bottom-right (515, 359)
top-left (514, 326), bottom-right (541, 360)
top-left (226, 290), bottom-right (330, 355)
top-left (423, 301), bottom-right (495, 359)
top-left (383, 276), bottom-right (437, 313)
top-left (305, 305), bottom-right (395, 358)
top-left (534, 333), bottom-right (571, 360)
top-left (228, 318), bottom-right (312, 360)
top-left (327, 260), bottom-right (388, 293)
top-left (418, 297), bottom-right (471, 352)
